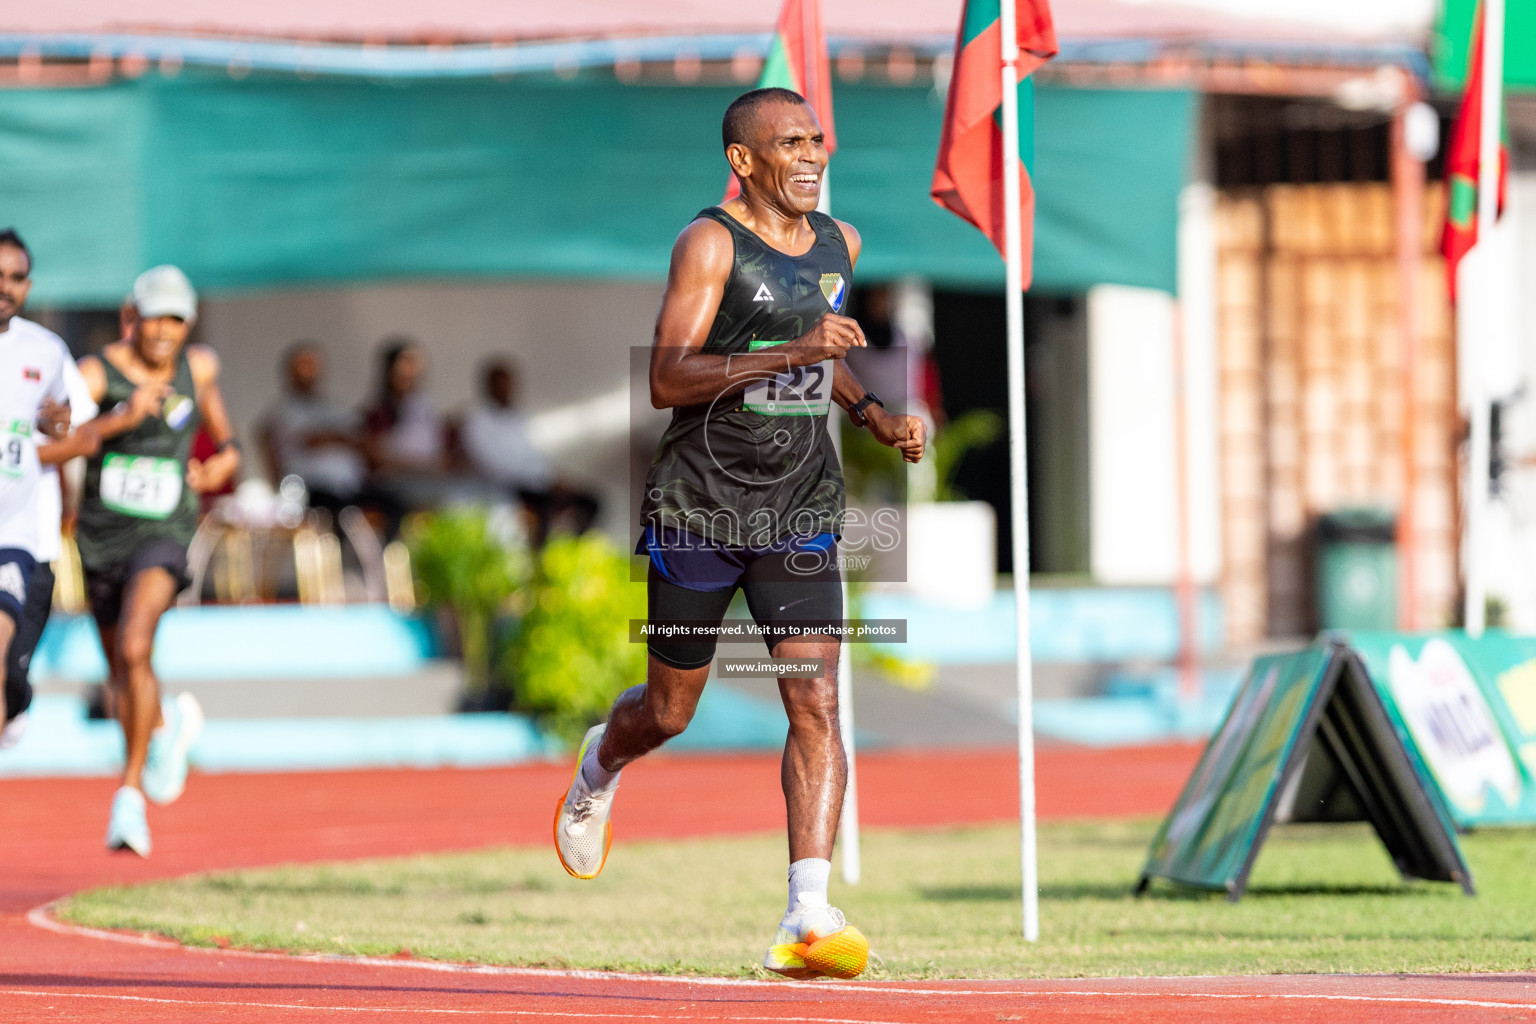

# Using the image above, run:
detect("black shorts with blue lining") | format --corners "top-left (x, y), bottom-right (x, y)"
top-left (638, 524), bottom-right (843, 670)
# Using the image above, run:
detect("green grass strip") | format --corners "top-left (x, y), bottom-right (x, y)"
top-left (57, 821), bottom-right (1536, 979)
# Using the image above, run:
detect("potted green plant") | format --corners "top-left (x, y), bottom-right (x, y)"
top-left (503, 533), bottom-right (647, 746)
top-left (405, 507), bottom-right (528, 705)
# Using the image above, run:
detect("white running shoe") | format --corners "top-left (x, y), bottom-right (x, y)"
top-left (105, 786), bottom-right (152, 858)
top-left (0, 711), bottom-right (28, 750)
top-left (553, 724), bottom-right (617, 879)
top-left (142, 692), bottom-right (204, 806)
top-left (763, 894), bottom-right (870, 980)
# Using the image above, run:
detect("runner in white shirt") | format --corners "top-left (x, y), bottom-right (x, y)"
top-left (0, 230), bottom-right (75, 742)
top-left (3, 356), bottom-right (100, 748)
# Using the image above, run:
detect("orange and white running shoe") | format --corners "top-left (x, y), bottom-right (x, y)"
top-left (553, 724), bottom-right (616, 879)
top-left (763, 894), bottom-right (869, 979)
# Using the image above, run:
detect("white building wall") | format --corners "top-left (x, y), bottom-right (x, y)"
top-left (1485, 170), bottom-right (1536, 630)
top-left (1179, 179), bottom-right (1224, 587)
top-left (1088, 284), bottom-right (1179, 585)
top-left (1087, 182), bottom-right (1222, 588)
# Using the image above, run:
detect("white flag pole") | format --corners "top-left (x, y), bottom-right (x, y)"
top-left (1465, 0), bottom-right (1504, 638)
top-left (784, 0), bottom-right (859, 887)
top-left (998, 0), bottom-right (1039, 942)
top-left (824, 169), bottom-right (863, 887)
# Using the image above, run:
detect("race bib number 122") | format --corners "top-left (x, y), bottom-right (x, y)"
top-left (744, 340), bottom-right (832, 417)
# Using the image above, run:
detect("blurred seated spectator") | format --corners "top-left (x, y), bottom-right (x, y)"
top-left (363, 338), bottom-right (446, 475)
top-left (260, 340), bottom-right (402, 532)
top-left (361, 337), bottom-right (482, 515)
top-left (459, 357), bottom-right (599, 545)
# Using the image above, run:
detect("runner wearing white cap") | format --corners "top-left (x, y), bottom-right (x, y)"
top-left (76, 264), bottom-right (240, 857)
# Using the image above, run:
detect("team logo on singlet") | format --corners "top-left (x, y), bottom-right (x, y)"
top-left (753, 282), bottom-right (775, 303)
top-left (163, 393), bottom-right (194, 430)
top-left (819, 273), bottom-right (847, 312)
top-left (22, 368), bottom-right (39, 382)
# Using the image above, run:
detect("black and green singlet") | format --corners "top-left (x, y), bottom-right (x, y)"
top-left (642, 207), bottom-right (854, 547)
top-left (76, 352), bottom-right (201, 572)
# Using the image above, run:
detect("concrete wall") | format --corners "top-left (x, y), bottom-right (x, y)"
top-left (197, 278), bottom-right (672, 540)
top-left (1085, 133), bottom-right (1223, 591)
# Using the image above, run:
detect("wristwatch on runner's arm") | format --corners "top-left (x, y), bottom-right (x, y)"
top-left (848, 392), bottom-right (884, 428)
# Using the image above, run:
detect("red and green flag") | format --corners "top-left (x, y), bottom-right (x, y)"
top-left (1442, 0), bottom-right (1509, 302)
top-left (724, 0), bottom-right (836, 201)
top-left (931, 0), bottom-right (1058, 285)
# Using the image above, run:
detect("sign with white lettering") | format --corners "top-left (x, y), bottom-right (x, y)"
top-left (1351, 632), bottom-right (1536, 828)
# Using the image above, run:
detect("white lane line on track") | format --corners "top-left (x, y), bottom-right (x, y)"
top-left (28, 904), bottom-right (1536, 1013)
top-left (0, 989), bottom-right (914, 1023)
top-left (7, 984), bottom-right (1536, 1019)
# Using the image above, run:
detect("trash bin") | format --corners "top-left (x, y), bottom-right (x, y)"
top-left (1316, 508), bottom-right (1397, 631)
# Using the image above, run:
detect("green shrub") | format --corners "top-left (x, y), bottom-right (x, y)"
top-left (404, 507), bottom-right (529, 697)
top-left (505, 534), bottom-right (646, 746)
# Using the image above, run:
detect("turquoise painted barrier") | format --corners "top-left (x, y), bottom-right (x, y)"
top-left (0, 694), bottom-right (551, 776)
top-left (32, 606), bottom-right (436, 682)
top-left (1031, 668), bottom-right (1244, 748)
top-left (30, 588), bottom-right (1225, 684)
top-left (862, 587), bottom-right (1225, 665)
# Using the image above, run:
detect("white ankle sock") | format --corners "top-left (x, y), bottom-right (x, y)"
top-left (579, 746), bottom-right (620, 793)
top-left (787, 858), bottom-right (832, 915)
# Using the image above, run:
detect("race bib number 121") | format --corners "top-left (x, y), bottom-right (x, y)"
top-left (100, 454), bottom-right (183, 519)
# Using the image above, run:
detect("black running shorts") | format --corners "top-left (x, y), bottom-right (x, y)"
top-left (645, 551), bottom-right (843, 671)
top-left (0, 548), bottom-right (37, 627)
top-left (85, 538), bottom-right (191, 630)
top-left (6, 561), bottom-right (54, 722)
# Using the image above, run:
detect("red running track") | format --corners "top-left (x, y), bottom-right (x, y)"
top-left (2, 745), bottom-right (1533, 1022)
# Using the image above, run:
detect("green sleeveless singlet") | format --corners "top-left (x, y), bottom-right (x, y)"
top-left (641, 207), bottom-right (854, 547)
top-left (76, 351), bottom-right (202, 573)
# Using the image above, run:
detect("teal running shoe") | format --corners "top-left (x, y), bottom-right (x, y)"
top-left (105, 786), bottom-right (151, 857)
top-left (142, 692), bottom-right (203, 806)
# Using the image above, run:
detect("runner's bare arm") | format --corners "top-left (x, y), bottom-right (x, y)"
top-left (836, 220), bottom-right (863, 270)
top-left (69, 354), bottom-right (168, 444)
top-left (823, 218), bottom-right (867, 413)
top-left (187, 345), bottom-right (240, 493)
top-left (36, 399), bottom-right (70, 440)
top-left (37, 428), bottom-right (99, 465)
top-left (829, 361), bottom-right (926, 463)
top-left (825, 223), bottom-right (923, 461)
top-left (649, 219), bottom-right (866, 410)
top-left (77, 355), bottom-right (108, 406)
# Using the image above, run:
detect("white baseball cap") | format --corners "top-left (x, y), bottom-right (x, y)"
top-left (132, 265), bottom-right (197, 323)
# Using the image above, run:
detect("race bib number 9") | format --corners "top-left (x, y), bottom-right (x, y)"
top-left (0, 419), bottom-right (31, 480)
top-left (100, 454), bottom-right (183, 519)
top-left (744, 341), bottom-right (832, 417)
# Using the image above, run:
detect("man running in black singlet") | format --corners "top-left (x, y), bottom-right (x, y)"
top-left (76, 265), bottom-right (241, 857)
top-left (554, 88), bottom-right (925, 979)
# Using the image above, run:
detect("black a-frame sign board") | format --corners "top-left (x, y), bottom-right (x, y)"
top-left (1138, 641), bottom-right (1474, 900)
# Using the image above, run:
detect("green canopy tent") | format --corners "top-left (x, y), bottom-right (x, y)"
top-left (0, 70), bottom-right (1192, 306)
